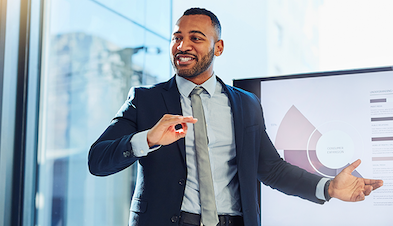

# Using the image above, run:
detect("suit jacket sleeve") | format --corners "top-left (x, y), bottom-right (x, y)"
top-left (257, 128), bottom-right (325, 204)
top-left (246, 90), bottom-right (325, 204)
top-left (88, 87), bottom-right (141, 176)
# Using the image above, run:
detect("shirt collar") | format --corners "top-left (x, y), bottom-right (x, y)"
top-left (175, 74), bottom-right (217, 98)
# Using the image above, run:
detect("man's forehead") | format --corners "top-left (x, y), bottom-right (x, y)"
top-left (176, 14), bottom-right (212, 24)
top-left (173, 15), bottom-right (215, 36)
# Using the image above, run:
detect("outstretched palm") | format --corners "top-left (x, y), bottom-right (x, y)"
top-left (330, 159), bottom-right (383, 202)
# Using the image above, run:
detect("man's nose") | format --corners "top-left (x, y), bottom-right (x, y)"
top-left (177, 40), bottom-right (192, 52)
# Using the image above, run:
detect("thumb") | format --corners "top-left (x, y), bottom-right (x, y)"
top-left (343, 159), bottom-right (361, 174)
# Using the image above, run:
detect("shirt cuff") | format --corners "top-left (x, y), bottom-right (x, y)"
top-left (316, 177), bottom-right (331, 201)
top-left (130, 130), bottom-right (161, 157)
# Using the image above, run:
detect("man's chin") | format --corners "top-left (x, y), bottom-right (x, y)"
top-left (176, 69), bottom-right (198, 78)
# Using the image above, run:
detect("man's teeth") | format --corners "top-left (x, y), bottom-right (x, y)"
top-left (179, 57), bottom-right (193, 62)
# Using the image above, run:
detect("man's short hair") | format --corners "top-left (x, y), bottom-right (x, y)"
top-left (182, 8), bottom-right (222, 39)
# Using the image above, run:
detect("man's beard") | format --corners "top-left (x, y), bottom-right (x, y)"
top-left (172, 48), bottom-right (215, 78)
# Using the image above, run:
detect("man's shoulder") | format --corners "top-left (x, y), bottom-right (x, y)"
top-left (222, 82), bottom-right (260, 103)
top-left (227, 85), bottom-right (255, 96)
top-left (216, 76), bottom-right (258, 99)
top-left (137, 77), bottom-right (174, 91)
top-left (128, 77), bottom-right (176, 95)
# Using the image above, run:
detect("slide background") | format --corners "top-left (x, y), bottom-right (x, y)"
top-left (259, 70), bottom-right (393, 226)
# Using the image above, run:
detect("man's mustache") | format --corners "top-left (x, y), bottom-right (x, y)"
top-left (175, 51), bottom-right (197, 59)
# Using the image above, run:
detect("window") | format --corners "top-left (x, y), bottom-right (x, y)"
top-left (35, 0), bottom-right (172, 225)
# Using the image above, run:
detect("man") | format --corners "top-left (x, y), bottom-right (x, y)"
top-left (88, 8), bottom-right (383, 226)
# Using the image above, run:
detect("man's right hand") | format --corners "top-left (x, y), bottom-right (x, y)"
top-left (147, 114), bottom-right (197, 147)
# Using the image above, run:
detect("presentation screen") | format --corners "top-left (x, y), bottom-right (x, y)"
top-left (234, 67), bottom-right (393, 226)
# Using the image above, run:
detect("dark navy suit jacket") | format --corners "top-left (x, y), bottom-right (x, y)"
top-left (88, 76), bottom-right (325, 226)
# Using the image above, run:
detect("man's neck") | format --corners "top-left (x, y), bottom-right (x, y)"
top-left (179, 71), bottom-right (214, 85)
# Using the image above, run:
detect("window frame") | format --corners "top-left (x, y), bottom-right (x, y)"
top-left (0, 0), bottom-right (43, 225)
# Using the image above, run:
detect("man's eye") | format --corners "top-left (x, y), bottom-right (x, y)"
top-left (192, 37), bottom-right (201, 41)
top-left (172, 37), bottom-right (181, 41)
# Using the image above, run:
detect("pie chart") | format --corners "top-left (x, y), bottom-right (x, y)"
top-left (274, 105), bottom-right (363, 178)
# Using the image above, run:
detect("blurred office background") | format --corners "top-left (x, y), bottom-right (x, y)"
top-left (1, 0), bottom-right (392, 225)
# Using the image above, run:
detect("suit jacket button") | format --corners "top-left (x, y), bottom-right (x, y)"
top-left (171, 215), bottom-right (179, 223)
top-left (123, 151), bottom-right (131, 157)
top-left (178, 179), bottom-right (185, 186)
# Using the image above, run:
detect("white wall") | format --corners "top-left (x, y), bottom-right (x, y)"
top-left (173, 0), bottom-right (393, 85)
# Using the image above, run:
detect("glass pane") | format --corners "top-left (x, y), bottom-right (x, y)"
top-left (143, 32), bottom-right (172, 84)
top-left (146, 0), bottom-right (172, 38)
top-left (94, 0), bottom-right (145, 27)
top-left (37, 0), bottom-right (171, 225)
top-left (93, 0), bottom-right (172, 38)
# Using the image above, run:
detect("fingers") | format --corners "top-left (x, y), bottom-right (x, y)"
top-left (154, 115), bottom-right (196, 135)
top-left (147, 114), bottom-right (197, 147)
top-left (363, 178), bottom-right (384, 190)
top-left (372, 180), bottom-right (383, 190)
top-left (174, 123), bottom-right (189, 138)
top-left (356, 179), bottom-right (383, 201)
top-left (372, 179), bottom-right (384, 190)
top-left (178, 122), bottom-right (188, 134)
top-left (363, 185), bottom-right (373, 196)
top-left (356, 191), bottom-right (365, 201)
top-left (160, 114), bottom-right (197, 127)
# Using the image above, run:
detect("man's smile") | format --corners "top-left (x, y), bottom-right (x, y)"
top-left (176, 54), bottom-right (197, 66)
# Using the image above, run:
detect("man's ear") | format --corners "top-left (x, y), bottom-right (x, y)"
top-left (214, 39), bottom-right (224, 56)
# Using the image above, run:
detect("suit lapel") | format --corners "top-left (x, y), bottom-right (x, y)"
top-left (218, 78), bottom-right (244, 165)
top-left (162, 77), bottom-right (182, 115)
top-left (161, 77), bottom-right (187, 164)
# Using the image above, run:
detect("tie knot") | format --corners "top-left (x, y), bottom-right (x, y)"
top-left (190, 86), bottom-right (204, 96)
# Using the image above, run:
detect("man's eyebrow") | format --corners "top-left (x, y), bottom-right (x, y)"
top-left (190, 30), bottom-right (206, 37)
top-left (172, 30), bottom-right (206, 37)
